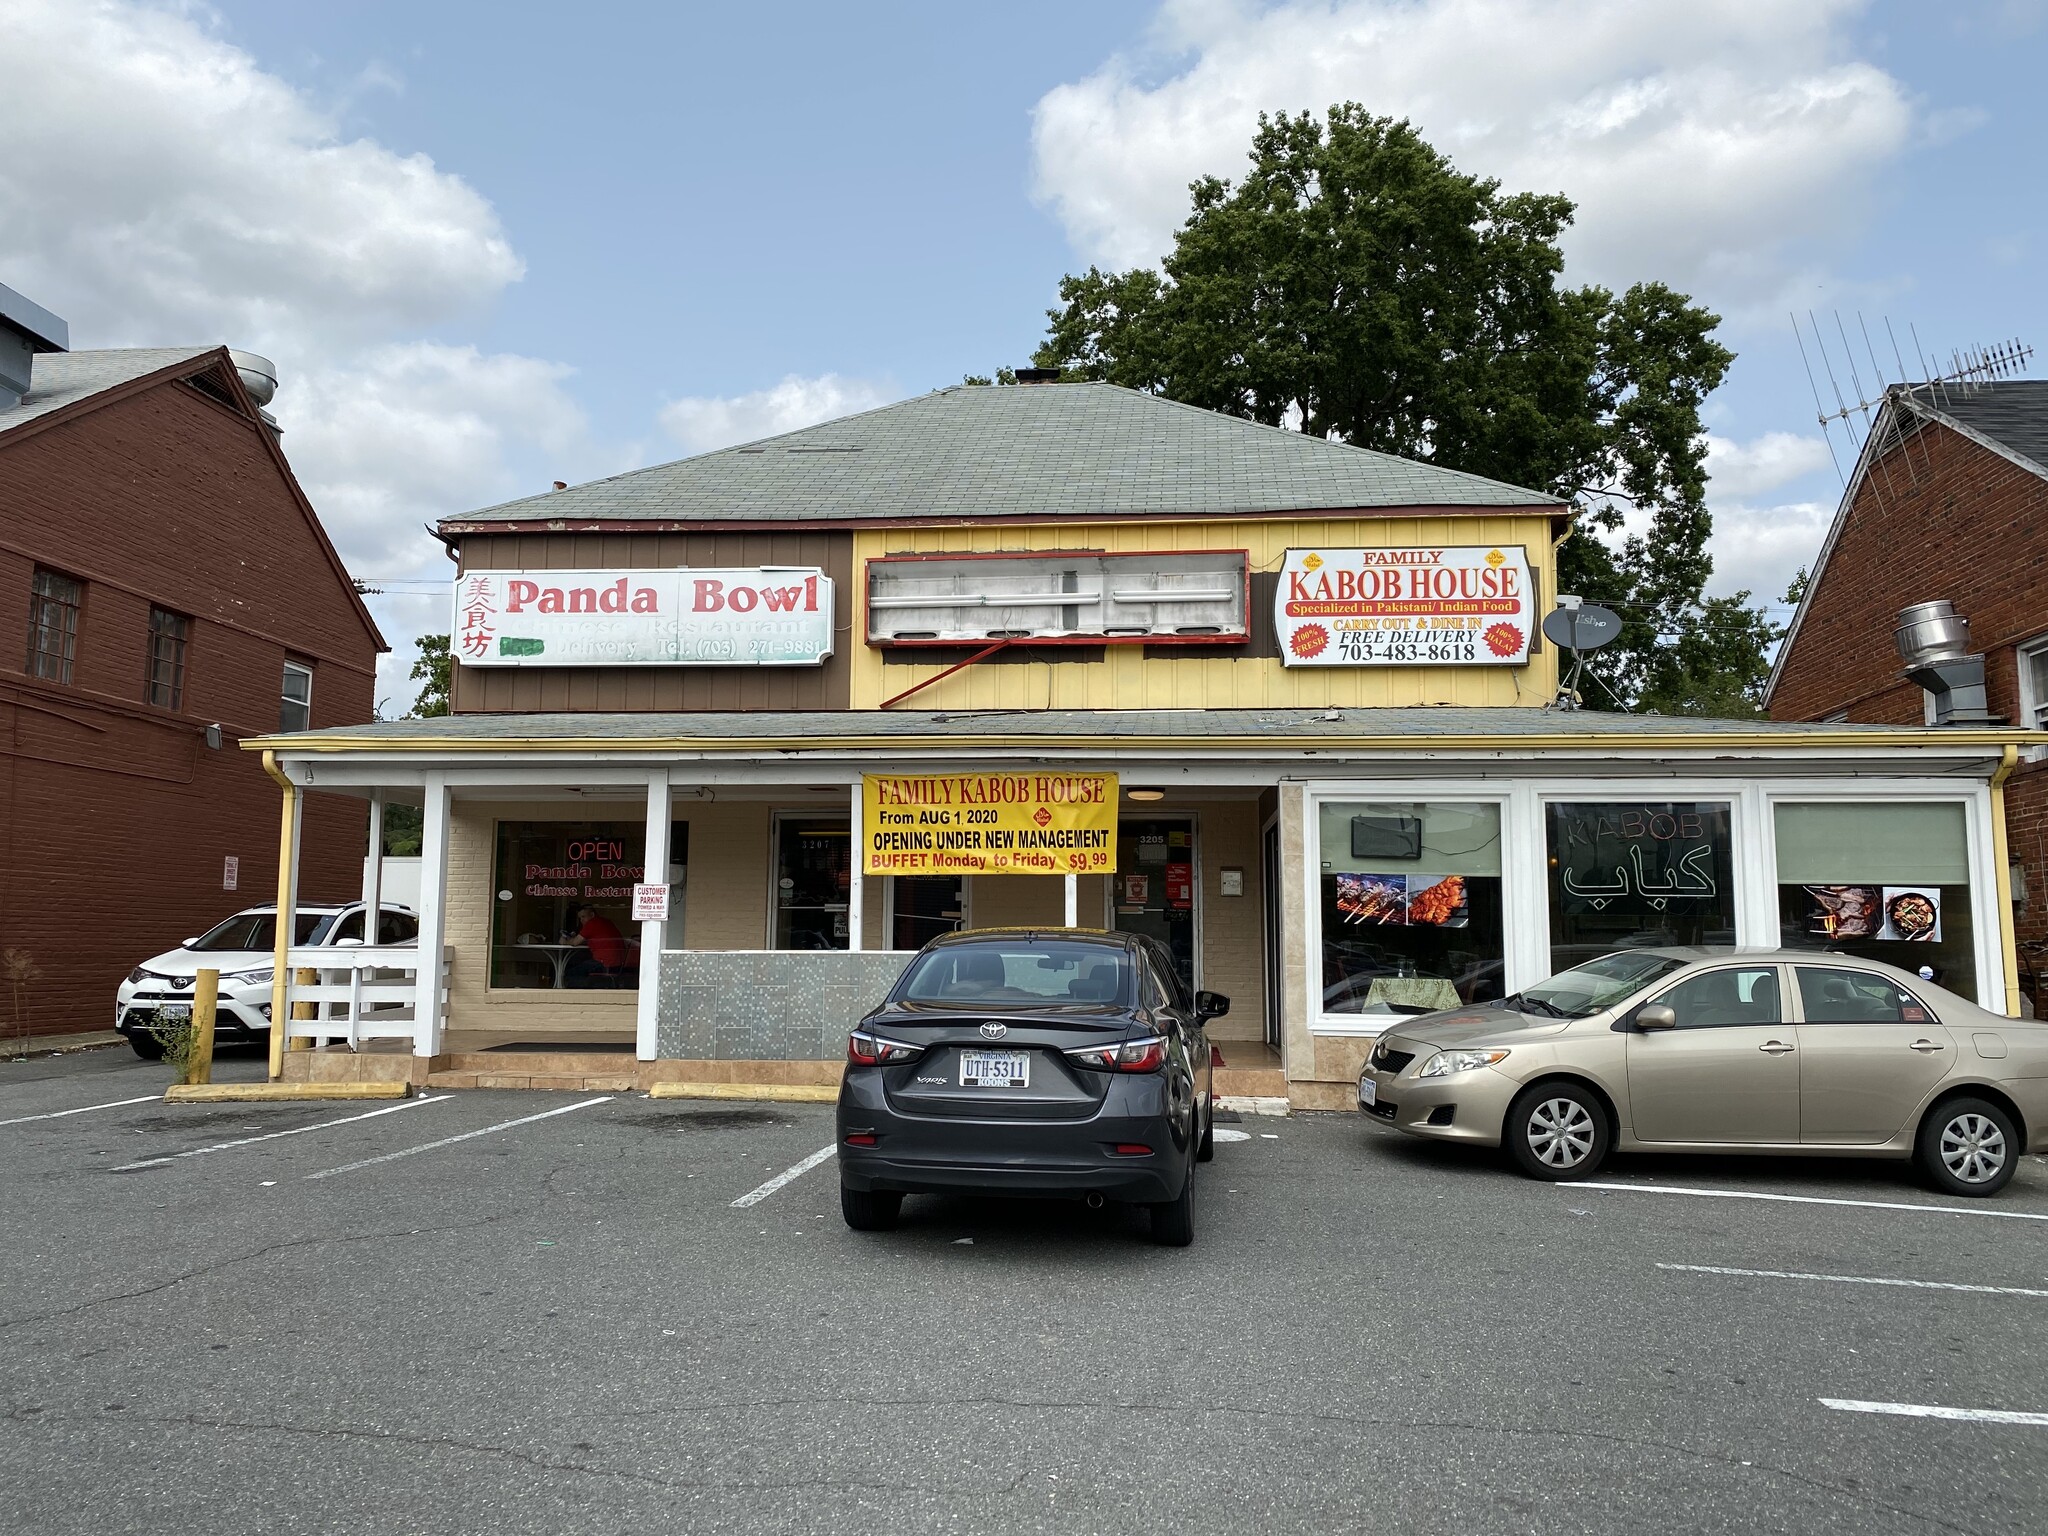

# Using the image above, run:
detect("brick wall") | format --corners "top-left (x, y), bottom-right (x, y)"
top-left (0, 372), bottom-right (379, 1037)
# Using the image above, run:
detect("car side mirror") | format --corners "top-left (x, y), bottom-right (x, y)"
top-left (1195, 990), bottom-right (1230, 1021)
top-left (334, 937), bottom-right (364, 947)
top-left (1636, 1003), bottom-right (1677, 1032)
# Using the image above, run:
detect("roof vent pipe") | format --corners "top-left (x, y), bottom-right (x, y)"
top-left (228, 350), bottom-right (278, 407)
top-left (1893, 600), bottom-right (1996, 725)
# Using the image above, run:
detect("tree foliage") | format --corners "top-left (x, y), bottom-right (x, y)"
top-left (410, 632), bottom-right (452, 720)
top-left (1034, 105), bottom-right (1777, 714)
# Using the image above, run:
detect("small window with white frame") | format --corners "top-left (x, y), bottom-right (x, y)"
top-left (2018, 635), bottom-right (2048, 744)
top-left (280, 659), bottom-right (313, 731)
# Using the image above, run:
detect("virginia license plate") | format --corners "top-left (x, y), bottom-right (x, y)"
top-left (1358, 1076), bottom-right (1377, 1108)
top-left (960, 1051), bottom-right (1029, 1088)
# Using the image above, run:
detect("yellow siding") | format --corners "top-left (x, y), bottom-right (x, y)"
top-left (848, 516), bottom-right (1560, 711)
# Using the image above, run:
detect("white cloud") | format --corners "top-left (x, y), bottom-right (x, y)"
top-left (1032, 0), bottom-right (1915, 309)
top-left (0, 1), bottom-right (585, 711)
top-left (658, 373), bottom-right (899, 455)
top-left (1704, 430), bottom-right (1833, 500)
top-left (1705, 497), bottom-right (1835, 602)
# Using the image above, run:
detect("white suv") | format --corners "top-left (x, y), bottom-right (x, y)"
top-left (117, 903), bottom-right (418, 1059)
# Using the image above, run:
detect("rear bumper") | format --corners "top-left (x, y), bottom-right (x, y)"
top-left (837, 1072), bottom-right (1188, 1203)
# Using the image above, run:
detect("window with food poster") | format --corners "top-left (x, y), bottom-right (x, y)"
top-left (1316, 801), bottom-right (1505, 1017)
top-left (1773, 801), bottom-right (1975, 1000)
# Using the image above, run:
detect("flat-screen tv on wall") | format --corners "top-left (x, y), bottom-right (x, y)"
top-left (1351, 814), bottom-right (1422, 861)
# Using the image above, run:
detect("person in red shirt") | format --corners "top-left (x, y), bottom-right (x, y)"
top-left (565, 904), bottom-right (630, 987)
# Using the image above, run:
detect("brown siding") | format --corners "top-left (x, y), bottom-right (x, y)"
top-left (0, 377), bottom-right (379, 1036)
top-left (452, 531), bottom-right (852, 712)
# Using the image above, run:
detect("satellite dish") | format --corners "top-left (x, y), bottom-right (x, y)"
top-left (1541, 604), bottom-right (1622, 652)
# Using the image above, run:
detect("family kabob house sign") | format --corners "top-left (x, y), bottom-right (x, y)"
top-left (453, 568), bottom-right (834, 666)
top-left (1276, 547), bottom-right (1535, 666)
top-left (864, 773), bottom-right (1119, 877)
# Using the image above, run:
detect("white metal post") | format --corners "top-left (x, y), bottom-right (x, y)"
top-left (848, 780), bottom-right (866, 952)
top-left (362, 790), bottom-right (384, 930)
top-left (411, 774), bottom-right (452, 1058)
top-left (636, 772), bottom-right (671, 1061)
top-left (1064, 873), bottom-right (1078, 928)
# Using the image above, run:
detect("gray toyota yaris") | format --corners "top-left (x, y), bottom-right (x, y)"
top-left (837, 929), bottom-right (1224, 1245)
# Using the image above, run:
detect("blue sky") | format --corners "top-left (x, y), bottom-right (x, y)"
top-left (3, 1), bottom-right (2043, 709)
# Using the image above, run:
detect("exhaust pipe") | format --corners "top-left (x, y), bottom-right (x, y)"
top-left (1084, 1192), bottom-right (1105, 1210)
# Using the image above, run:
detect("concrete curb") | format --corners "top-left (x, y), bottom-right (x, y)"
top-left (4, 1031), bottom-right (127, 1058)
top-left (1217, 1094), bottom-right (1291, 1116)
top-left (164, 1081), bottom-right (411, 1103)
top-left (648, 1081), bottom-right (838, 1105)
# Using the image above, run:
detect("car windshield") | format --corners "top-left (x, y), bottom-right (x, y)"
top-left (188, 911), bottom-right (334, 952)
top-left (896, 942), bottom-right (1132, 1006)
top-left (1512, 952), bottom-right (1688, 1019)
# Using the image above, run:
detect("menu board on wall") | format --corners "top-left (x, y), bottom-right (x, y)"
top-left (1274, 547), bottom-right (1535, 667)
top-left (453, 568), bottom-right (834, 667)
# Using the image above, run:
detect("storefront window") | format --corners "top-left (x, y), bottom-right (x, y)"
top-left (891, 875), bottom-right (963, 951)
top-left (1546, 802), bottom-right (1735, 973)
top-left (490, 821), bottom-right (687, 989)
top-left (1317, 801), bottom-right (1505, 1015)
top-left (1774, 801), bottom-right (1975, 1000)
top-left (774, 817), bottom-right (851, 950)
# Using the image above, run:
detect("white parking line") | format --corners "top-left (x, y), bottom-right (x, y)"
top-left (303, 1095), bottom-right (613, 1180)
top-left (1659, 1263), bottom-right (2048, 1299)
top-left (114, 1095), bottom-right (450, 1171)
top-left (1822, 1399), bottom-right (2048, 1428)
top-left (732, 1144), bottom-right (836, 1209)
top-left (0, 1094), bottom-right (158, 1128)
top-left (1581, 1182), bottom-right (2048, 1222)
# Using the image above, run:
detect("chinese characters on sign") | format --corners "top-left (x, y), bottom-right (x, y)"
top-left (1274, 547), bottom-right (1535, 666)
top-left (862, 773), bottom-right (1120, 876)
top-left (452, 568), bottom-right (835, 667)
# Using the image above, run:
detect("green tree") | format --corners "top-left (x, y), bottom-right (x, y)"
top-left (410, 632), bottom-right (452, 719)
top-left (1035, 105), bottom-right (1774, 714)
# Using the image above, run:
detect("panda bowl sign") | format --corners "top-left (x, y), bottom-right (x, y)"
top-left (1275, 547), bottom-right (1535, 667)
top-left (453, 568), bottom-right (834, 667)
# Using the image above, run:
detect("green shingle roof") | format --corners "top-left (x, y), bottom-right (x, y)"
top-left (447, 382), bottom-right (1561, 528)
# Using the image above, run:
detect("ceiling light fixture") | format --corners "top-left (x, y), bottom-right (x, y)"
top-left (1126, 787), bottom-right (1166, 802)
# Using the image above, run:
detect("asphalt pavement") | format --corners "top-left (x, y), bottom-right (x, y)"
top-left (4, 1044), bottom-right (2047, 1535)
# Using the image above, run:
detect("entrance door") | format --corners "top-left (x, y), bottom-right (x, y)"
top-left (1624, 965), bottom-right (1799, 1144)
top-left (1262, 818), bottom-right (1283, 1050)
top-left (1112, 816), bottom-right (1198, 993)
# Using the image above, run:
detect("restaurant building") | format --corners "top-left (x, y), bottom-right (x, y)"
top-left (250, 380), bottom-right (2024, 1106)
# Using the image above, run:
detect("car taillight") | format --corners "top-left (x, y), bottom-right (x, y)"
top-left (1064, 1035), bottom-right (1168, 1073)
top-left (847, 1031), bottom-right (923, 1067)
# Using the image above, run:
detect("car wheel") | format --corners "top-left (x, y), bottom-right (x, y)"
top-left (1915, 1097), bottom-right (2018, 1197)
top-left (840, 1183), bottom-right (902, 1231)
top-left (1505, 1082), bottom-right (1609, 1182)
top-left (127, 1028), bottom-right (165, 1061)
top-left (1196, 1096), bottom-right (1216, 1163)
top-left (1149, 1164), bottom-right (1195, 1247)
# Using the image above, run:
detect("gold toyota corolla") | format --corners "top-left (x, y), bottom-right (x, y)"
top-left (1358, 948), bottom-right (2048, 1195)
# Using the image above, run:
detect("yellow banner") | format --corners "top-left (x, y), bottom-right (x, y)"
top-left (862, 772), bottom-right (1119, 876)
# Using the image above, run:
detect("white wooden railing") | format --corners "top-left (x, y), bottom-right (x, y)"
top-left (282, 944), bottom-right (451, 1051)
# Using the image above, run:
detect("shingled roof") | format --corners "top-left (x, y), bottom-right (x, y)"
top-left (0, 347), bottom-right (216, 438)
top-left (445, 381), bottom-right (1562, 529)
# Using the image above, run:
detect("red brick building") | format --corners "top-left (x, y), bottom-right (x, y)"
top-left (0, 287), bottom-right (384, 1040)
top-left (1767, 379), bottom-right (2048, 1008)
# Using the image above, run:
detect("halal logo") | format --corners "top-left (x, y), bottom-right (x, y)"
top-left (1033, 807), bottom-right (1052, 826)
top-left (1485, 548), bottom-right (1506, 567)
top-left (1301, 552), bottom-right (1324, 571)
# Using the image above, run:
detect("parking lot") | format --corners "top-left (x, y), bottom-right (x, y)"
top-left (5, 1045), bottom-right (2047, 1536)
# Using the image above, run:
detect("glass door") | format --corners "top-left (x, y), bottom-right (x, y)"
top-left (772, 816), bottom-right (851, 950)
top-left (1112, 816), bottom-right (1198, 992)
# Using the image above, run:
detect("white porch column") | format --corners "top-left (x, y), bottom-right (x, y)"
top-left (362, 791), bottom-right (384, 928)
top-left (265, 764), bottom-right (304, 1082)
top-left (412, 774), bottom-right (452, 1058)
top-left (1064, 873), bottom-right (1079, 927)
top-left (636, 771), bottom-right (671, 1062)
top-left (848, 780), bottom-right (866, 952)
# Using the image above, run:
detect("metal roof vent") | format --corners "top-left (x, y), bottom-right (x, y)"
top-left (1893, 600), bottom-right (1995, 725)
top-left (1013, 367), bottom-right (1062, 384)
top-left (228, 350), bottom-right (278, 407)
top-left (0, 282), bottom-right (69, 410)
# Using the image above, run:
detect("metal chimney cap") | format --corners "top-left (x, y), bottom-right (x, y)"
top-left (1893, 600), bottom-right (1971, 669)
top-left (228, 350), bottom-right (278, 407)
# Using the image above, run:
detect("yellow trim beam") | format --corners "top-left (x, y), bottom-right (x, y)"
top-left (648, 1081), bottom-right (838, 1104)
top-left (164, 1081), bottom-right (410, 1103)
top-left (260, 750), bottom-right (297, 1082)
top-left (1991, 744), bottom-right (2023, 1018)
